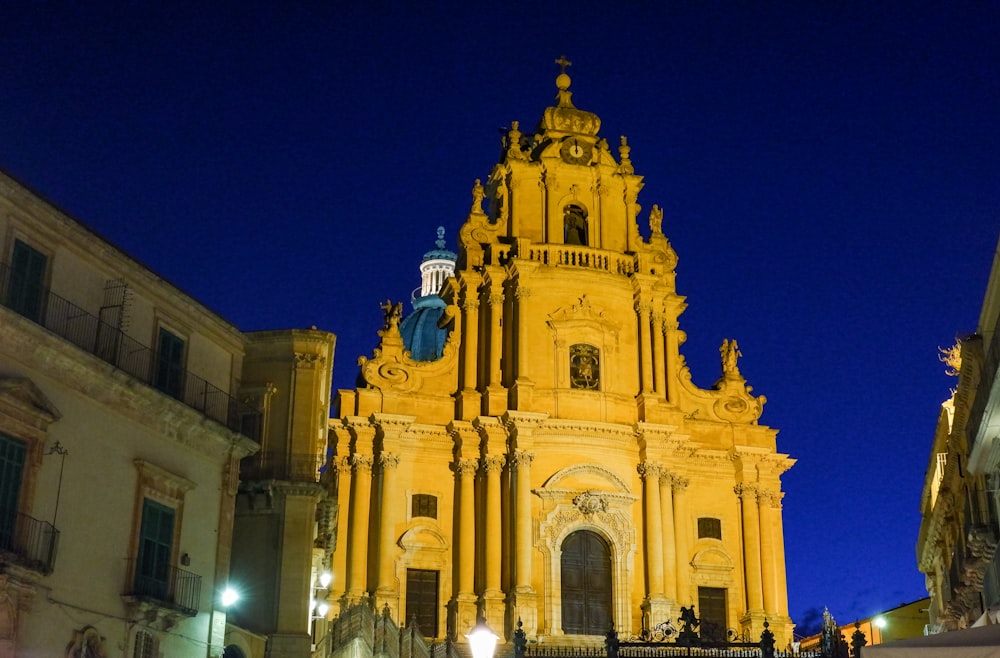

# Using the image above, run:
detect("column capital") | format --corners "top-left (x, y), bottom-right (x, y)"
top-left (349, 454), bottom-right (374, 473)
top-left (482, 455), bottom-right (505, 474)
top-left (379, 453), bottom-right (400, 469)
top-left (670, 474), bottom-right (690, 491)
top-left (454, 458), bottom-right (479, 477)
top-left (510, 450), bottom-right (535, 468)
top-left (637, 461), bottom-right (663, 479)
top-left (757, 488), bottom-right (784, 508)
top-left (734, 482), bottom-right (760, 500)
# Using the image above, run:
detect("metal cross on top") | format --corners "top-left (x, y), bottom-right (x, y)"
top-left (555, 55), bottom-right (572, 73)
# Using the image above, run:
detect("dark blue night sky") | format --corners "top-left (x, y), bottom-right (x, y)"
top-left (2, 1), bottom-right (998, 635)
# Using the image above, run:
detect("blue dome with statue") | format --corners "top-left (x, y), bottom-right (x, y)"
top-left (399, 227), bottom-right (456, 362)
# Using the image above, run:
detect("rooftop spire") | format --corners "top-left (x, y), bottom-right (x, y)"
top-left (554, 55), bottom-right (575, 108)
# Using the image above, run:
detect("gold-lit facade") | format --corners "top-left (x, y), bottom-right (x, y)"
top-left (918, 237), bottom-right (1000, 632)
top-left (332, 68), bottom-right (794, 647)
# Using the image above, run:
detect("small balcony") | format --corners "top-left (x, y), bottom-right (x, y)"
top-left (0, 511), bottom-right (59, 574)
top-left (123, 558), bottom-right (202, 617)
top-left (240, 451), bottom-right (328, 483)
top-left (0, 262), bottom-right (260, 441)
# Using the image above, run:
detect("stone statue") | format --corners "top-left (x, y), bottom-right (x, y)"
top-left (381, 300), bottom-right (403, 330)
top-left (471, 178), bottom-right (485, 213)
top-left (506, 120), bottom-right (526, 160)
top-left (720, 338), bottom-right (741, 377)
top-left (649, 204), bottom-right (663, 234)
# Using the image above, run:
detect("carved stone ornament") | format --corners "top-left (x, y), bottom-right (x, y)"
top-left (65, 625), bottom-right (107, 658)
top-left (294, 352), bottom-right (326, 369)
top-left (573, 491), bottom-right (608, 515)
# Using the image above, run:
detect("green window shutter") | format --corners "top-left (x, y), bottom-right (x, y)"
top-left (7, 240), bottom-right (47, 321)
top-left (0, 433), bottom-right (26, 547)
top-left (154, 328), bottom-right (185, 399)
top-left (136, 498), bottom-right (175, 599)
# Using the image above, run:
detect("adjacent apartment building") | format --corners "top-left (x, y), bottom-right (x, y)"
top-left (0, 170), bottom-right (261, 657)
top-left (918, 236), bottom-right (1000, 631)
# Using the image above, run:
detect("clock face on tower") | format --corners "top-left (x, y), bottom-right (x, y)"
top-left (560, 137), bottom-right (593, 165)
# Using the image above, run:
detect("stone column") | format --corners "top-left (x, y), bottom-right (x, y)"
top-left (651, 310), bottom-right (666, 396)
top-left (375, 452), bottom-right (401, 613)
top-left (639, 462), bottom-right (665, 596)
top-left (758, 489), bottom-right (786, 617)
top-left (458, 276), bottom-right (483, 420)
top-left (512, 450), bottom-right (535, 591)
top-left (737, 484), bottom-right (764, 613)
top-left (489, 291), bottom-right (504, 387)
top-left (664, 321), bottom-right (680, 405)
top-left (512, 284), bottom-right (535, 409)
top-left (463, 294), bottom-right (481, 389)
top-left (672, 475), bottom-right (691, 605)
top-left (330, 456), bottom-right (352, 611)
top-left (481, 454), bottom-right (506, 630)
top-left (637, 300), bottom-right (654, 393)
top-left (345, 453), bottom-right (374, 602)
top-left (484, 271), bottom-right (508, 415)
top-left (457, 458), bottom-right (479, 595)
top-left (659, 469), bottom-right (677, 603)
top-left (504, 410), bottom-right (545, 636)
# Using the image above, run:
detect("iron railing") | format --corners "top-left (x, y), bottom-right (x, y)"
top-left (240, 451), bottom-right (328, 482)
top-left (123, 558), bottom-right (202, 616)
top-left (0, 262), bottom-right (260, 440)
top-left (0, 511), bottom-right (59, 574)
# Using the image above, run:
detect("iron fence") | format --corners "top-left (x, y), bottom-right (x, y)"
top-left (0, 511), bottom-right (58, 574)
top-left (0, 262), bottom-right (260, 440)
top-left (123, 558), bottom-right (201, 616)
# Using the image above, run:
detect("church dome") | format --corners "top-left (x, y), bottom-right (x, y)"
top-left (399, 227), bottom-right (455, 361)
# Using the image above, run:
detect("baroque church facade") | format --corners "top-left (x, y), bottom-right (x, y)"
top-left (331, 66), bottom-right (794, 648)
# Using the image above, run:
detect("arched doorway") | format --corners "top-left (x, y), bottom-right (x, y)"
top-left (560, 530), bottom-right (612, 635)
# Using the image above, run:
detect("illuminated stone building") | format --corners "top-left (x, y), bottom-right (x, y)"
top-left (0, 170), bottom-right (258, 657)
top-left (919, 237), bottom-right (1000, 631)
top-left (332, 66), bottom-right (795, 647)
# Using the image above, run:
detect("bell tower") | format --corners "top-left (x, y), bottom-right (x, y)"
top-left (456, 57), bottom-right (682, 423)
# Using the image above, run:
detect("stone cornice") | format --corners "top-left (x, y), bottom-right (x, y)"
top-left (0, 310), bottom-right (257, 462)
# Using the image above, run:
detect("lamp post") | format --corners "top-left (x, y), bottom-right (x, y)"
top-left (467, 621), bottom-right (499, 658)
top-left (45, 440), bottom-right (68, 526)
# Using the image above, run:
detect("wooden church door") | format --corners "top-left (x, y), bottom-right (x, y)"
top-left (560, 530), bottom-right (613, 635)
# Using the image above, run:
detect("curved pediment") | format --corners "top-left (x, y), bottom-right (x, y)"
top-left (539, 462), bottom-right (631, 494)
top-left (398, 524), bottom-right (449, 552)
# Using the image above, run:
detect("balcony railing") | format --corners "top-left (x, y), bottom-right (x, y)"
top-left (0, 511), bottom-right (59, 574)
top-left (0, 262), bottom-right (260, 441)
top-left (240, 451), bottom-right (328, 483)
top-left (123, 558), bottom-right (202, 616)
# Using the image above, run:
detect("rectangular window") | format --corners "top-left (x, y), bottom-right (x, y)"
top-left (405, 568), bottom-right (439, 637)
top-left (154, 328), bottom-right (185, 399)
top-left (411, 494), bottom-right (437, 519)
top-left (0, 433), bottom-right (26, 550)
top-left (136, 498), bottom-right (175, 600)
top-left (698, 586), bottom-right (727, 643)
top-left (6, 240), bottom-right (47, 322)
top-left (697, 517), bottom-right (722, 540)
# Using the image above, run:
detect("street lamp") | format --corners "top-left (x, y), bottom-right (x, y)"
top-left (466, 621), bottom-right (499, 658)
top-left (221, 586), bottom-right (240, 608)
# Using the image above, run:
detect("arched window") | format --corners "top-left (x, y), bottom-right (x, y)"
top-left (563, 204), bottom-right (588, 246)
